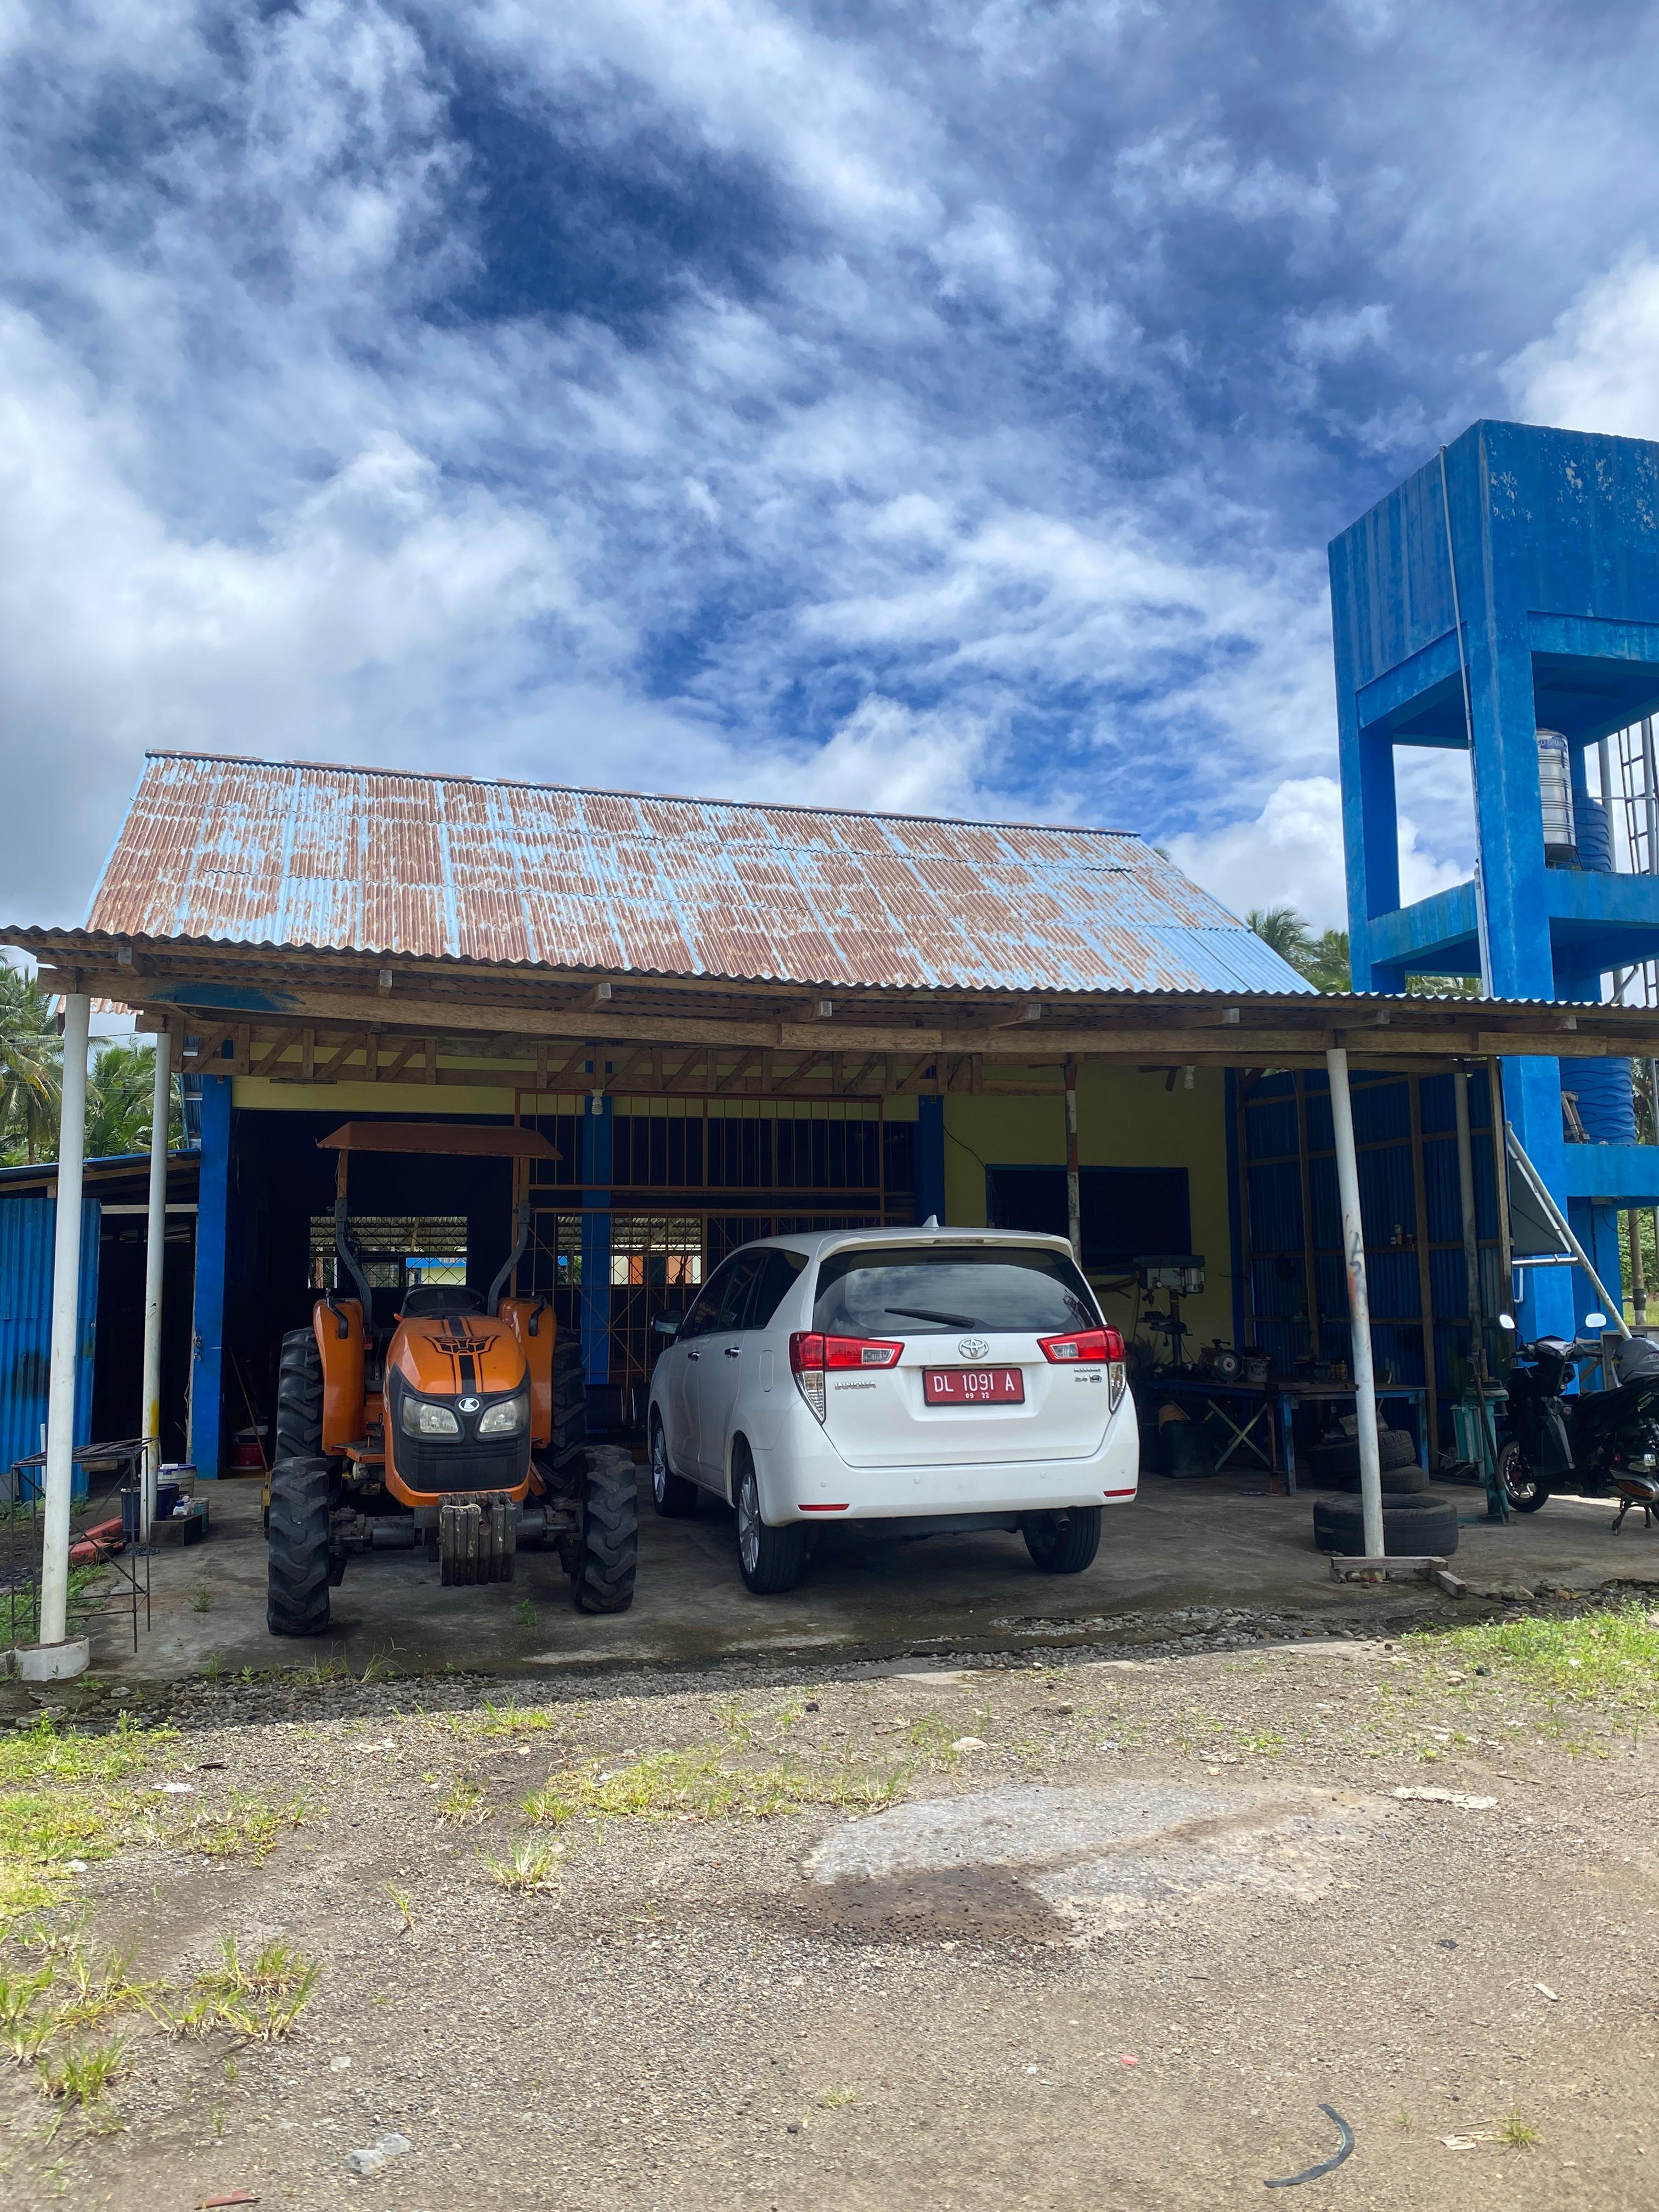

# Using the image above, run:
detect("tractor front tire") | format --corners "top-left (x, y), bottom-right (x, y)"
top-left (267, 1455), bottom-right (333, 1637)
top-left (571, 1446), bottom-right (638, 1613)
top-left (275, 1327), bottom-right (324, 1460)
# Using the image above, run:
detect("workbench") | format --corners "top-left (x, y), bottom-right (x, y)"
top-left (1149, 1376), bottom-right (1432, 1494)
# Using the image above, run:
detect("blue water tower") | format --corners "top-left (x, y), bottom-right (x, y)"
top-left (1329, 419), bottom-right (1659, 1335)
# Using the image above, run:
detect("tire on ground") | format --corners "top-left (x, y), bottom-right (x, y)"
top-left (1304, 1427), bottom-right (1420, 1486)
top-left (275, 1326), bottom-right (324, 1461)
top-left (571, 1445), bottom-right (638, 1612)
top-left (650, 1413), bottom-right (699, 1517)
top-left (551, 1334), bottom-right (588, 1471)
top-left (267, 1454), bottom-right (333, 1635)
top-left (1311, 1490), bottom-right (1460, 1558)
top-left (1328, 1460), bottom-right (1430, 1496)
top-left (1020, 1506), bottom-right (1103, 1575)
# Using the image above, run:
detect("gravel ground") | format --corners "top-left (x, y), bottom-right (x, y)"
top-left (3, 1604), bottom-right (1658, 2211)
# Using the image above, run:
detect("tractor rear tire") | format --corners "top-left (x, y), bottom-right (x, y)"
top-left (571, 1446), bottom-right (638, 1613)
top-left (551, 1335), bottom-right (588, 1471)
top-left (267, 1455), bottom-right (332, 1637)
top-left (275, 1327), bottom-right (324, 1461)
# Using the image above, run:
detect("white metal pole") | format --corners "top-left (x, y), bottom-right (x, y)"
top-left (139, 1026), bottom-right (171, 1542)
top-left (1327, 1048), bottom-right (1384, 1558)
top-left (39, 994), bottom-right (91, 1651)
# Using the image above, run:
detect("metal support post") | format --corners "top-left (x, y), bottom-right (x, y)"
top-left (139, 1026), bottom-right (171, 1541)
top-left (1326, 1049), bottom-right (1384, 1558)
top-left (38, 994), bottom-right (91, 1660)
top-left (1629, 1207), bottom-right (1647, 1327)
top-left (1454, 1071), bottom-right (1505, 1517)
top-left (1063, 1056), bottom-right (1081, 1265)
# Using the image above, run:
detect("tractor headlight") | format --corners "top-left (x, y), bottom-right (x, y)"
top-left (477, 1393), bottom-right (529, 1437)
top-left (401, 1396), bottom-right (461, 1437)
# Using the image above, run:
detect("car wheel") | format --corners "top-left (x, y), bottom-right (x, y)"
top-left (1496, 1438), bottom-right (1550, 1513)
top-left (732, 1443), bottom-right (804, 1594)
top-left (650, 1413), bottom-right (699, 1518)
top-left (1020, 1506), bottom-right (1102, 1575)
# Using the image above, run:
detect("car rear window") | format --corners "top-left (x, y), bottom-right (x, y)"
top-left (811, 1244), bottom-right (1100, 1337)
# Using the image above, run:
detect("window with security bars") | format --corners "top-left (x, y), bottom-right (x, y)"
top-left (308, 1214), bottom-right (469, 1291)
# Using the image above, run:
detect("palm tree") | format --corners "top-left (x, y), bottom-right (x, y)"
top-left (84, 1043), bottom-right (164, 1159)
top-left (1305, 929), bottom-right (1351, 992)
top-left (0, 966), bottom-right (61, 1164)
top-left (1246, 907), bottom-right (1316, 972)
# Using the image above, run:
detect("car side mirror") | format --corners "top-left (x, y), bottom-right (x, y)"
top-left (1497, 1313), bottom-right (1516, 1331)
top-left (653, 1316), bottom-right (681, 1340)
top-left (1585, 1311), bottom-right (1608, 1330)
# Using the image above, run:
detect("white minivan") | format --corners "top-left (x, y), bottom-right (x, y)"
top-left (646, 1226), bottom-right (1138, 1593)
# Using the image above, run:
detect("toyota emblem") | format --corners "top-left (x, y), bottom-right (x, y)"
top-left (957, 1336), bottom-right (989, 1361)
top-left (458, 1396), bottom-right (481, 1414)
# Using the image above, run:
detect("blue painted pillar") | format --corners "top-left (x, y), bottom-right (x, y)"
top-left (1573, 1201), bottom-right (1625, 1333)
top-left (1503, 1056), bottom-right (1578, 1340)
top-left (1340, 723), bottom-right (1401, 990)
top-left (579, 1094), bottom-right (612, 1387)
top-left (188, 1072), bottom-right (231, 1479)
top-left (916, 1096), bottom-right (945, 1224)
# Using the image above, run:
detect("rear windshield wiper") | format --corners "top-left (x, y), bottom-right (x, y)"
top-left (884, 1304), bottom-right (981, 1327)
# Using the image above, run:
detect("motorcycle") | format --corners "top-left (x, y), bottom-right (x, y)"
top-left (1496, 1312), bottom-right (1659, 1528)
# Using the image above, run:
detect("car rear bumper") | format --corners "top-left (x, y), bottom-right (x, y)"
top-left (755, 1400), bottom-right (1139, 1520)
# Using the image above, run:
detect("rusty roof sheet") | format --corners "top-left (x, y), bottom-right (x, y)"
top-left (74, 752), bottom-right (1311, 998)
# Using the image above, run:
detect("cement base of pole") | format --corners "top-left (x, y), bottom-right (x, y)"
top-left (12, 1637), bottom-right (91, 1683)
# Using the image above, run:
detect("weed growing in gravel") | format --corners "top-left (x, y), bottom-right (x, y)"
top-left (384, 1884), bottom-right (414, 1933)
top-left (0, 1963), bottom-right (56, 2059)
top-left (483, 1838), bottom-right (564, 1892)
top-left (1417, 1602), bottom-right (1659, 1714)
top-left (514, 1598), bottom-right (538, 1628)
top-left (817, 2086), bottom-right (857, 2108)
top-left (37, 2035), bottom-right (124, 2106)
top-left (201, 1655), bottom-right (222, 1683)
top-left (176, 1791), bottom-right (310, 1864)
top-left (521, 1743), bottom-right (902, 1825)
top-left (437, 1778), bottom-right (490, 1826)
top-left (362, 1648), bottom-right (400, 1684)
top-left (151, 1936), bottom-right (321, 2043)
top-left (49, 1948), bottom-right (148, 2031)
top-left (1496, 2109), bottom-right (1540, 2149)
top-left (475, 1698), bottom-right (555, 1737)
top-left (0, 1715), bottom-right (170, 1791)
top-left (190, 1581), bottom-right (213, 1613)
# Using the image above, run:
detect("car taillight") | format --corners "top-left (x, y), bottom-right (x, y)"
top-left (1040, 1326), bottom-right (1127, 1413)
top-left (789, 1331), bottom-right (902, 1422)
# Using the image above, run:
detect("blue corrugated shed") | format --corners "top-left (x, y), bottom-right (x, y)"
top-left (0, 1194), bottom-right (99, 1493)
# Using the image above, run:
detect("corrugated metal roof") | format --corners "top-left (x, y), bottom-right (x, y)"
top-left (77, 752), bottom-right (1313, 998)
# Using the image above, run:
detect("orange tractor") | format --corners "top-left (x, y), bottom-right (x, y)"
top-left (265, 1123), bottom-right (637, 1636)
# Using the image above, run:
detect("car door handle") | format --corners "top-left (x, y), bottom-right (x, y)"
top-left (724, 1344), bottom-right (741, 1358)
top-left (687, 1350), bottom-right (701, 1361)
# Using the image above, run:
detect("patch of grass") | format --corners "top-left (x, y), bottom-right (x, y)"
top-left (0, 1714), bottom-right (171, 1790)
top-left (521, 1742), bottom-right (904, 1826)
top-left (0, 1963), bottom-right (57, 2061)
top-left (0, 1791), bottom-right (119, 1928)
top-left (436, 1778), bottom-right (489, 1827)
top-left (176, 1791), bottom-right (310, 1864)
top-left (201, 1654), bottom-right (222, 1684)
top-left (1237, 1730), bottom-right (1285, 1757)
top-left (190, 1580), bottom-right (213, 1613)
top-left (817, 2085), bottom-right (858, 2108)
top-left (362, 1648), bottom-right (400, 1684)
top-left (483, 1838), bottom-right (564, 1893)
top-left (177, 1935), bottom-right (321, 2042)
top-left (37, 2036), bottom-right (124, 2106)
top-left (514, 1598), bottom-right (538, 1628)
top-left (1414, 1601), bottom-right (1659, 1712)
top-left (1494, 2109), bottom-right (1540, 2149)
top-left (475, 1698), bottom-right (555, 1737)
top-left (50, 1948), bottom-right (147, 2032)
top-left (301, 1658), bottom-right (350, 1686)
top-left (384, 1884), bottom-right (414, 1934)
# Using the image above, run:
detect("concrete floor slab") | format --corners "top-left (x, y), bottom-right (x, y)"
top-left (76, 1461), bottom-right (1659, 1686)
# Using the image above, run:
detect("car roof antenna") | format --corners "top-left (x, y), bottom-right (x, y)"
top-left (922, 1214), bottom-right (939, 1228)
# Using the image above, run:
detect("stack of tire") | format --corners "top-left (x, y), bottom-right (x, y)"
top-left (1305, 1426), bottom-right (1460, 1557)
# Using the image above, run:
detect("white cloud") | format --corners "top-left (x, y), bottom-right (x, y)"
top-left (1503, 248), bottom-right (1659, 439)
top-left (1167, 775), bottom-right (1468, 932)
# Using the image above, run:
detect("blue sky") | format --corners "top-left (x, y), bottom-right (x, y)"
top-left (5, 0), bottom-right (1659, 932)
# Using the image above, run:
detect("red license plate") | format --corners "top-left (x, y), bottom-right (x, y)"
top-left (923, 1366), bottom-right (1025, 1406)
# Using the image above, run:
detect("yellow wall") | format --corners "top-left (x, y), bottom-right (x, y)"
top-left (942, 1063), bottom-right (1235, 1347)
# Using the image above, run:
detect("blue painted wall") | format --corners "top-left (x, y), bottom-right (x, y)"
top-left (0, 1192), bottom-right (100, 1496)
top-left (190, 1072), bottom-right (232, 1478)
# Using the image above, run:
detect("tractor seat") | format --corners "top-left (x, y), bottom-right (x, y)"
top-left (400, 1286), bottom-right (486, 1318)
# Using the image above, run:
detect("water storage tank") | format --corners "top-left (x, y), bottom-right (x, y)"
top-left (1537, 729), bottom-right (1576, 863)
